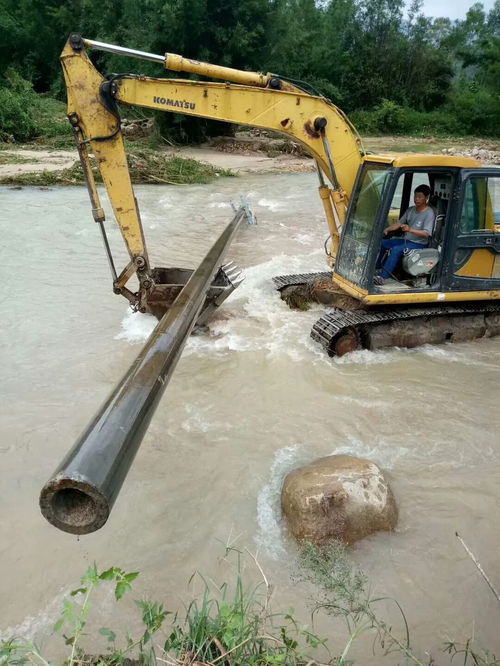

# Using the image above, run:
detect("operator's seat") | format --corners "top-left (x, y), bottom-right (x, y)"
top-left (429, 193), bottom-right (448, 248)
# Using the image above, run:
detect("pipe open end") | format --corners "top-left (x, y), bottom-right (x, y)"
top-left (40, 482), bottom-right (109, 535)
top-left (52, 488), bottom-right (99, 527)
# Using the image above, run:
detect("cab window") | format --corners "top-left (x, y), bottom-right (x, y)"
top-left (337, 164), bottom-right (391, 286)
top-left (388, 172), bottom-right (431, 223)
top-left (460, 177), bottom-right (500, 233)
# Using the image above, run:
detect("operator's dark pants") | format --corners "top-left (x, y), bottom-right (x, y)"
top-left (377, 238), bottom-right (426, 279)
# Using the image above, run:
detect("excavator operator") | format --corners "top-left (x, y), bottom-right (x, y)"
top-left (375, 184), bottom-right (435, 284)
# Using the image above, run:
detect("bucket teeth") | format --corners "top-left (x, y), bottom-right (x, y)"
top-left (225, 269), bottom-right (241, 281)
top-left (194, 263), bottom-right (244, 323)
top-left (221, 262), bottom-right (242, 285)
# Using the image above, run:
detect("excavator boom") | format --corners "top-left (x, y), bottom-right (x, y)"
top-left (61, 35), bottom-right (364, 319)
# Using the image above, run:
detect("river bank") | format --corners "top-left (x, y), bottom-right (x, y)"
top-left (1, 133), bottom-right (499, 186)
top-left (0, 136), bottom-right (315, 186)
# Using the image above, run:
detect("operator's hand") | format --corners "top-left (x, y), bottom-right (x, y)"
top-left (400, 224), bottom-right (410, 232)
top-left (384, 222), bottom-right (400, 235)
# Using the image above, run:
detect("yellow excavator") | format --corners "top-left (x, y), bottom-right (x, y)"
top-left (62, 34), bottom-right (500, 356)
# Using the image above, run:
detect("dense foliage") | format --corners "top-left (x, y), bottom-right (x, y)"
top-left (0, 0), bottom-right (498, 141)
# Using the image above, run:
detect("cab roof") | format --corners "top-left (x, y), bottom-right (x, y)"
top-left (363, 153), bottom-right (481, 168)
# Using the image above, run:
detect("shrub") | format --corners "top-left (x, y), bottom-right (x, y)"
top-left (349, 109), bottom-right (382, 135)
top-left (447, 85), bottom-right (500, 136)
top-left (400, 107), bottom-right (463, 135)
top-left (0, 70), bottom-right (73, 145)
top-left (35, 96), bottom-right (71, 139)
top-left (1, 547), bottom-right (499, 665)
top-left (0, 553), bottom-right (326, 666)
top-left (373, 99), bottom-right (406, 133)
top-left (350, 100), bottom-right (410, 135)
top-left (0, 69), bottom-right (41, 142)
top-left (351, 102), bottom-right (464, 137)
top-left (0, 88), bottom-right (39, 143)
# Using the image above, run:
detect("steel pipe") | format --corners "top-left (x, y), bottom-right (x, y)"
top-left (40, 209), bottom-right (244, 535)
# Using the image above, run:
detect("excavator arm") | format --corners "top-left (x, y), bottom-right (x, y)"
top-left (61, 35), bottom-right (364, 317)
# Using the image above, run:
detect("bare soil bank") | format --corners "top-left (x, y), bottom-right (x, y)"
top-left (0, 134), bottom-right (498, 182)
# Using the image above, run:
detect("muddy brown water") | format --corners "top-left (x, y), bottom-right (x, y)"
top-left (1, 174), bottom-right (500, 662)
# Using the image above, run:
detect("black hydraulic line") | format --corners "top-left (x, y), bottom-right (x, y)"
top-left (276, 74), bottom-right (323, 97)
top-left (321, 135), bottom-right (340, 191)
top-left (97, 221), bottom-right (118, 282)
top-left (39, 208), bottom-right (245, 535)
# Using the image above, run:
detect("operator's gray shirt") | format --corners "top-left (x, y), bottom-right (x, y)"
top-left (400, 206), bottom-right (435, 245)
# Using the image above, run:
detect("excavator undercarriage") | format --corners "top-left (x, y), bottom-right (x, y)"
top-left (274, 273), bottom-right (500, 356)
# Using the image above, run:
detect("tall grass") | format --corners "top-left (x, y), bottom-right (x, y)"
top-left (163, 547), bottom-right (326, 666)
top-left (0, 550), bottom-right (325, 666)
top-left (1, 545), bottom-right (499, 665)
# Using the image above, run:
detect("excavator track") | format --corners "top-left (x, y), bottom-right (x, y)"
top-left (273, 274), bottom-right (500, 356)
top-left (312, 302), bottom-right (500, 356)
top-left (272, 272), bottom-right (332, 290)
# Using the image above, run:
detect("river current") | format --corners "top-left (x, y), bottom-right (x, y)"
top-left (1, 174), bottom-right (500, 662)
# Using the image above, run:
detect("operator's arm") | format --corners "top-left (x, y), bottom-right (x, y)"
top-left (384, 209), bottom-right (408, 235)
top-left (384, 221), bottom-right (403, 234)
top-left (401, 208), bottom-right (434, 238)
top-left (400, 225), bottom-right (429, 238)
top-left (384, 207), bottom-right (434, 238)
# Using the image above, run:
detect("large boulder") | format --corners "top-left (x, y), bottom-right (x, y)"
top-left (281, 455), bottom-right (398, 545)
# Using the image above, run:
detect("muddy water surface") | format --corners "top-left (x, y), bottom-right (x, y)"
top-left (1, 174), bottom-right (500, 662)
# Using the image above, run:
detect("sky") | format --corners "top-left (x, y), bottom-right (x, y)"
top-left (420, 0), bottom-right (496, 20)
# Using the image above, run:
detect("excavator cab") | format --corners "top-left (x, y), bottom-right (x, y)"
top-left (333, 157), bottom-right (500, 302)
top-left (307, 159), bottom-right (500, 356)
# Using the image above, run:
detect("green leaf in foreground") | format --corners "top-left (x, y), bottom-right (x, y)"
top-left (115, 580), bottom-right (131, 601)
top-left (98, 627), bottom-right (116, 643)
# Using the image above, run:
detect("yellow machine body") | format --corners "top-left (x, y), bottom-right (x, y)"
top-left (61, 35), bottom-right (500, 354)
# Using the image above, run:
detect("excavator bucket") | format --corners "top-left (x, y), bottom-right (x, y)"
top-left (140, 262), bottom-right (243, 324)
